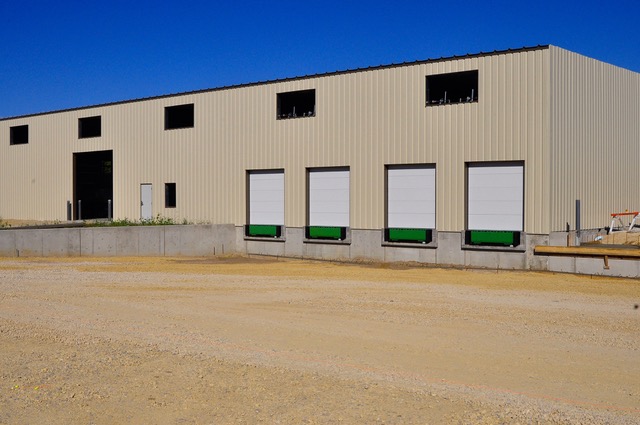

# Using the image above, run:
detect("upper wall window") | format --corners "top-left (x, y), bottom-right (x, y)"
top-left (165, 104), bottom-right (194, 130)
top-left (277, 89), bottom-right (315, 119)
top-left (426, 70), bottom-right (478, 106)
top-left (10, 125), bottom-right (29, 145)
top-left (79, 116), bottom-right (102, 138)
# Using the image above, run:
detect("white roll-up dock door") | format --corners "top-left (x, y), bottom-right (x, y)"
top-left (387, 166), bottom-right (436, 229)
top-left (247, 170), bottom-right (284, 237)
top-left (467, 164), bottom-right (524, 231)
top-left (307, 169), bottom-right (349, 241)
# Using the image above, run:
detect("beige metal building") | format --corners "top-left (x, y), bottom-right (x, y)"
top-left (1, 45), bottom-right (638, 267)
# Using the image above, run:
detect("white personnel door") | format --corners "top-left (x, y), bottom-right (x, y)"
top-left (140, 184), bottom-right (153, 220)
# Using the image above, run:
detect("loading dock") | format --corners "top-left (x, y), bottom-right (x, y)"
top-left (246, 170), bottom-right (285, 238)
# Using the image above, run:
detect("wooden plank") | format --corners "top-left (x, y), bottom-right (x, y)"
top-left (535, 245), bottom-right (640, 259)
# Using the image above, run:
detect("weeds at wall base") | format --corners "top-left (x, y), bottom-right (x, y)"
top-left (85, 215), bottom-right (192, 227)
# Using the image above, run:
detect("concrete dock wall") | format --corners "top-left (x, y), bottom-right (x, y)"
top-left (1, 225), bottom-right (637, 278)
top-left (0, 224), bottom-right (236, 257)
top-left (239, 227), bottom-right (551, 271)
top-left (545, 231), bottom-right (640, 278)
top-left (238, 227), bottom-right (639, 277)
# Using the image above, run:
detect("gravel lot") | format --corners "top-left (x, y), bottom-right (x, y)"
top-left (1, 256), bottom-right (639, 424)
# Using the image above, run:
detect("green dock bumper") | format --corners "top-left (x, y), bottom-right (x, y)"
top-left (385, 228), bottom-right (432, 243)
top-left (305, 226), bottom-right (347, 240)
top-left (246, 224), bottom-right (282, 238)
top-left (465, 230), bottom-right (520, 246)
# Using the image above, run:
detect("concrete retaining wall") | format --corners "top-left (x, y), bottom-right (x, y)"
top-left (546, 231), bottom-right (640, 278)
top-left (238, 227), bottom-right (638, 277)
top-left (238, 227), bottom-right (552, 272)
top-left (0, 224), bottom-right (236, 257)
top-left (1, 225), bottom-right (637, 277)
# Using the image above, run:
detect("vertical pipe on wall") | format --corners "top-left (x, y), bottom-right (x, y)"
top-left (67, 201), bottom-right (72, 221)
top-left (575, 199), bottom-right (581, 246)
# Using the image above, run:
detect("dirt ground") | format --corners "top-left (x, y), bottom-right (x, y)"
top-left (0, 256), bottom-right (638, 424)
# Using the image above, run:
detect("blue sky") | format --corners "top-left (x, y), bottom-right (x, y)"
top-left (1, 0), bottom-right (638, 118)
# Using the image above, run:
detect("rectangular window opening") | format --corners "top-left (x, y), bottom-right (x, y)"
top-left (277, 89), bottom-right (315, 119)
top-left (165, 104), bottom-right (194, 130)
top-left (10, 125), bottom-right (29, 145)
top-left (165, 183), bottom-right (176, 208)
top-left (426, 70), bottom-right (478, 106)
top-left (78, 116), bottom-right (102, 138)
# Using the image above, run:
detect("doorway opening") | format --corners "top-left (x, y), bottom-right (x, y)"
top-left (73, 150), bottom-right (113, 220)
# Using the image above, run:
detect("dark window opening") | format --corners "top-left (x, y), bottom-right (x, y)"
top-left (165, 104), bottom-right (194, 130)
top-left (79, 116), bottom-right (102, 138)
top-left (10, 125), bottom-right (28, 145)
top-left (277, 89), bottom-right (315, 119)
top-left (165, 183), bottom-right (176, 208)
top-left (426, 70), bottom-right (478, 106)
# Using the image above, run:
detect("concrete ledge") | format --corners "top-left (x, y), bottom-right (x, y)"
top-left (138, 227), bottom-right (164, 256)
top-left (350, 229), bottom-right (384, 262)
top-left (0, 231), bottom-right (17, 256)
top-left (435, 232), bottom-right (464, 266)
top-left (43, 228), bottom-right (81, 256)
top-left (284, 227), bottom-right (304, 258)
top-left (88, 228), bottom-right (117, 256)
top-left (525, 234), bottom-right (549, 271)
top-left (534, 245), bottom-right (640, 259)
top-left (3, 224), bottom-right (636, 277)
top-left (0, 224), bottom-right (236, 257)
top-left (302, 240), bottom-right (351, 261)
top-left (536, 244), bottom-right (640, 277)
top-left (164, 225), bottom-right (234, 256)
top-left (16, 230), bottom-right (44, 257)
top-left (245, 238), bottom-right (286, 257)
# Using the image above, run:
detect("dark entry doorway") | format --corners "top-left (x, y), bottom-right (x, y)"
top-left (73, 150), bottom-right (113, 220)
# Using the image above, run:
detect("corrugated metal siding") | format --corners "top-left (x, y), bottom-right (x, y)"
top-left (550, 46), bottom-right (640, 231)
top-left (0, 48), bottom-right (551, 233)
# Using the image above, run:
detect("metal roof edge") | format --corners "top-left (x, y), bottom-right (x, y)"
top-left (1, 45), bottom-right (550, 122)
top-left (548, 45), bottom-right (640, 74)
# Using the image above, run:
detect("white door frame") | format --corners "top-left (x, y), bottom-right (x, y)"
top-left (140, 183), bottom-right (153, 220)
